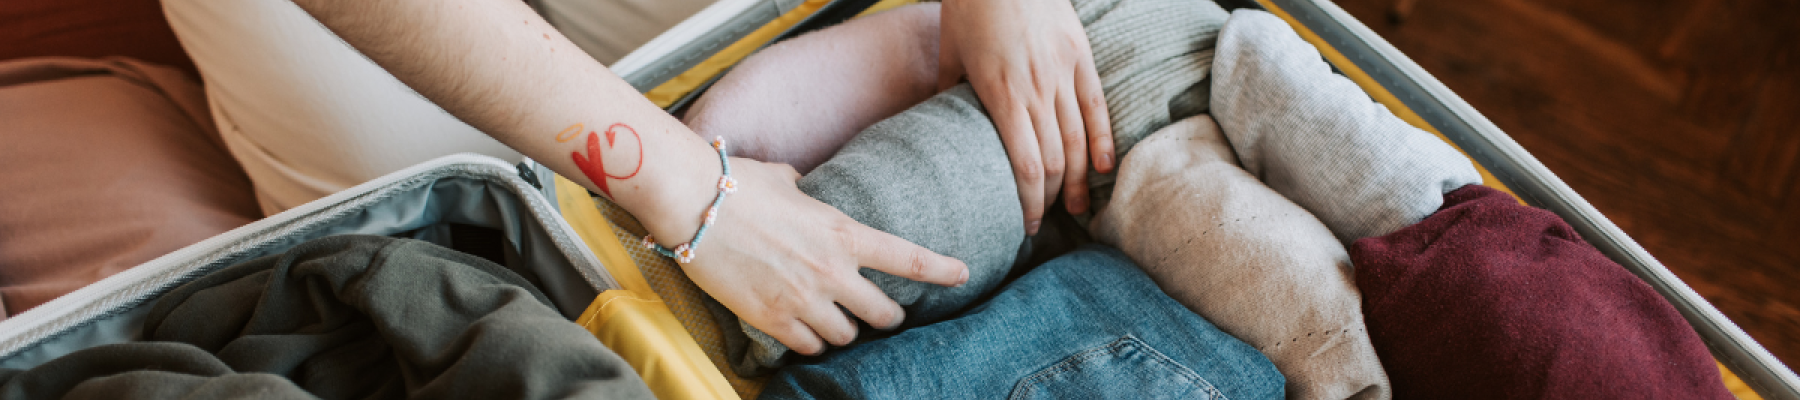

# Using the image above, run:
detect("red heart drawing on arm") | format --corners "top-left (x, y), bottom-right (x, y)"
top-left (570, 123), bottom-right (644, 197)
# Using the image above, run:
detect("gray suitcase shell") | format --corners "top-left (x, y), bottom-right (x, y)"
top-left (0, 0), bottom-right (1789, 398)
top-left (0, 155), bottom-right (616, 371)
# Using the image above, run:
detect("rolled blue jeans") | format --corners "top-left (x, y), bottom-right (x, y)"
top-left (759, 245), bottom-right (1285, 400)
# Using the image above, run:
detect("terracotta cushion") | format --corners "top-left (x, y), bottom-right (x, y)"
top-left (0, 57), bottom-right (257, 318)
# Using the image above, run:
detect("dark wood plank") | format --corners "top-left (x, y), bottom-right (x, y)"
top-left (1723, 74), bottom-right (1800, 202)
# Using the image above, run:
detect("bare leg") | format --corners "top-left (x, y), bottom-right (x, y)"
top-left (682, 4), bottom-right (941, 174)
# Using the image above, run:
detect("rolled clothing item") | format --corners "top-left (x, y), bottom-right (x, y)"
top-left (0, 235), bottom-right (653, 400)
top-left (720, 0), bottom-right (1238, 374)
top-left (1091, 115), bottom-right (1389, 400)
top-left (716, 85), bottom-right (1023, 376)
top-left (760, 245), bottom-right (1285, 400)
top-left (1210, 9), bottom-right (1481, 245)
top-left (1352, 185), bottom-right (1734, 400)
top-left (724, 0), bottom-right (1232, 375)
top-left (1072, 0), bottom-right (1229, 200)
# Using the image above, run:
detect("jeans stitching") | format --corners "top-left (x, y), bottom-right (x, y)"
top-left (1009, 334), bottom-right (1225, 400)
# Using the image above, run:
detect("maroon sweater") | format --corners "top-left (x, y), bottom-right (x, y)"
top-left (1352, 185), bottom-right (1732, 399)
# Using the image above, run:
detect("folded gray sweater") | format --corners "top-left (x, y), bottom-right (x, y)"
top-left (1210, 9), bottom-right (1481, 244)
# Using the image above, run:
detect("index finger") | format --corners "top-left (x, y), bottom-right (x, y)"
top-left (844, 221), bottom-right (970, 287)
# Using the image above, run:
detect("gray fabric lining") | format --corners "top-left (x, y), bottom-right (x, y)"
top-left (0, 157), bottom-right (613, 373)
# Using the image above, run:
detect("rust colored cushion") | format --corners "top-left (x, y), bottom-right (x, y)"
top-left (0, 57), bottom-right (257, 318)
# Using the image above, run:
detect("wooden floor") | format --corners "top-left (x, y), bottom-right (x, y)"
top-left (1332, 0), bottom-right (1800, 369)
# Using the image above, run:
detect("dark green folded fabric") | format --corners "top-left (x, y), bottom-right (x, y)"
top-left (0, 235), bottom-right (652, 400)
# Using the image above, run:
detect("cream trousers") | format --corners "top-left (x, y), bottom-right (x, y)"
top-left (162, 0), bottom-right (715, 215)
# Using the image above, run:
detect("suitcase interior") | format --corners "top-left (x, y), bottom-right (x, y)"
top-left (0, 156), bottom-right (618, 371)
top-left (599, 0), bottom-right (1800, 398)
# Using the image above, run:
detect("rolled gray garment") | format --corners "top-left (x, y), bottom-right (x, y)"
top-left (801, 85), bottom-right (1025, 323)
top-left (731, 86), bottom-right (1024, 375)
top-left (1210, 9), bottom-right (1481, 245)
top-left (1077, 0), bottom-right (1229, 205)
top-left (727, 0), bottom-right (1232, 375)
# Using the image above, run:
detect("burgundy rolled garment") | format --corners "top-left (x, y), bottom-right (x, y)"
top-left (1351, 185), bottom-right (1731, 399)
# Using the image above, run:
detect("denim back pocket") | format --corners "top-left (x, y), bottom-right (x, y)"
top-left (1009, 335), bottom-right (1226, 400)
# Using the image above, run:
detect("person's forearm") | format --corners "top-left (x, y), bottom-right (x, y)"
top-left (291, 0), bottom-right (975, 357)
top-left (291, 0), bottom-right (718, 240)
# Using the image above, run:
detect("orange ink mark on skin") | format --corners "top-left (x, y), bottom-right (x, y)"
top-left (555, 123), bottom-right (584, 142)
top-left (570, 123), bottom-right (644, 197)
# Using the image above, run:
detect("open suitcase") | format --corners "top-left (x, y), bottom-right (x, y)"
top-left (591, 0), bottom-right (1800, 398)
top-left (0, 0), bottom-right (1790, 399)
top-left (597, 0), bottom-right (1800, 397)
top-left (0, 155), bottom-right (710, 394)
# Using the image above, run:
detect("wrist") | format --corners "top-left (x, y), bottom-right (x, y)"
top-left (618, 136), bottom-right (726, 252)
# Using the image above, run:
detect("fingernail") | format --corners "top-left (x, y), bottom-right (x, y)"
top-left (1099, 153), bottom-right (1114, 171)
top-left (1027, 220), bottom-right (1041, 235)
top-left (957, 268), bottom-right (970, 287)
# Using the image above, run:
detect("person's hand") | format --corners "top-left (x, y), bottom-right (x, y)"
top-left (939, 0), bottom-right (1113, 234)
top-left (677, 158), bottom-right (971, 355)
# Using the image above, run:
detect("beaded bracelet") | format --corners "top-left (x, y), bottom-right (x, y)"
top-left (642, 138), bottom-right (737, 264)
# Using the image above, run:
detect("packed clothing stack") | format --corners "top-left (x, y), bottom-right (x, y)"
top-left (0, 0), bottom-right (1752, 399)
